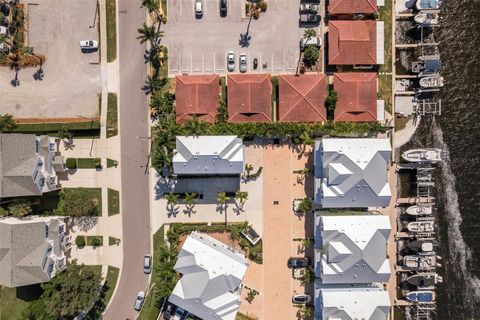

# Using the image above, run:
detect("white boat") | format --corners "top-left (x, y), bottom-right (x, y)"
top-left (407, 273), bottom-right (443, 287)
top-left (403, 254), bottom-right (438, 270)
top-left (406, 204), bottom-right (434, 216)
top-left (402, 148), bottom-right (443, 163)
top-left (407, 221), bottom-right (435, 233)
top-left (406, 290), bottom-right (436, 303)
top-left (415, 0), bottom-right (440, 10)
top-left (420, 76), bottom-right (444, 88)
top-left (414, 13), bottom-right (439, 26)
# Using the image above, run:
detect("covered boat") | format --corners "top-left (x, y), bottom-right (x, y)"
top-left (403, 254), bottom-right (438, 270)
top-left (406, 291), bottom-right (436, 303)
top-left (407, 221), bottom-right (435, 233)
top-left (415, 0), bottom-right (440, 9)
top-left (402, 148), bottom-right (443, 163)
top-left (406, 204), bottom-right (434, 216)
top-left (420, 76), bottom-right (444, 88)
top-left (414, 13), bottom-right (439, 26)
top-left (407, 239), bottom-right (439, 252)
top-left (407, 273), bottom-right (443, 287)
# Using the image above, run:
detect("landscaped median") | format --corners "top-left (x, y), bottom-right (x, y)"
top-left (3, 120), bottom-right (101, 138)
top-left (66, 158), bottom-right (102, 170)
top-left (106, 0), bottom-right (117, 62)
top-left (108, 188), bottom-right (120, 216)
top-left (107, 92), bottom-right (118, 138)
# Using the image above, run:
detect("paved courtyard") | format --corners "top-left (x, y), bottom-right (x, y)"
top-left (163, 0), bottom-right (315, 75)
top-left (0, 0), bottom-right (101, 119)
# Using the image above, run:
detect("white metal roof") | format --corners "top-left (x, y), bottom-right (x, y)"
top-left (169, 232), bottom-right (248, 320)
top-left (319, 215), bottom-right (391, 284)
top-left (314, 138), bottom-right (392, 208)
top-left (173, 136), bottom-right (244, 175)
top-left (376, 21), bottom-right (385, 64)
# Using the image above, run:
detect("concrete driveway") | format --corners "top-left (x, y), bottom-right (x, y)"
top-left (163, 0), bottom-right (311, 75)
top-left (0, 0), bottom-right (101, 119)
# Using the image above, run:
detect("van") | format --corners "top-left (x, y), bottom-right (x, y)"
top-left (300, 36), bottom-right (321, 51)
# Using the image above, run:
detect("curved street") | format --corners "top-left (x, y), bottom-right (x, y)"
top-left (103, 1), bottom-right (151, 319)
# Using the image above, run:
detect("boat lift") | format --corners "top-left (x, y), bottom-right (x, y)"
top-left (414, 99), bottom-right (442, 116)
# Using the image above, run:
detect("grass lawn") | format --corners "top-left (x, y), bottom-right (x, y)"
top-left (220, 76), bottom-right (227, 104)
top-left (108, 188), bottom-right (120, 216)
top-left (107, 158), bottom-right (118, 168)
top-left (108, 236), bottom-right (120, 246)
top-left (138, 225), bottom-right (165, 320)
top-left (76, 158), bottom-right (102, 169)
top-left (106, 0), bottom-right (117, 62)
top-left (0, 286), bottom-right (28, 319)
top-left (5, 121), bottom-right (100, 138)
top-left (62, 188), bottom-right (102, 216)
top-left (378, 74), bottom-right (393, 114)
top-left (395, 115), bottom-right (412, 131)
top-left (107, 93), bottom-right (118, 138)
top-left (378, 0), bottom-right (393, 114)
top-left (86, 236), bottom-right (104, 247)
top-left (104, 266), bottom-right (120, 305)
top-left (271, 76), bottom-right (278, 120)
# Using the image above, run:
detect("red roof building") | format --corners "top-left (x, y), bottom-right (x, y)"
top-left (227, 74), bottom-right (272, 123)
top-left (329, 0), bottom-right (378, 15)
top-left (333, 73), bottom-right (378, 122)
top-left (278, 74), bottom-right (328, 122)
top-left (328, 20), bottom-right (377, 65)
top-left (175, 75), bottom-right (220, 123)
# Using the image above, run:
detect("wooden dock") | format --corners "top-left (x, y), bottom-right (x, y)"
top-left (397, 197), bottom-right (435, 204)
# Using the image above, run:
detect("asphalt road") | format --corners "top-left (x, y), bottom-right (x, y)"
top-left (103, 1), bottom-right (151, 319)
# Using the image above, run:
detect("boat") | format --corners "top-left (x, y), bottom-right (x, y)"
top-left (402, 148), bottom-right (443, 163)
top-left (407, 221), bottom-right (435, 233)
top-left (407, 273), bottom-right (443, 287)
top-left (403, 254), bottom-right (439, 270)
top-left (414, 13), bottom-right (439, 26)
top-left (415, 0), bottom-right (440, 10)
top-left (406, 204), bottom-right (434, 216)
top-left (407, 239), bottom-right (439, 252)
top-left (406, 291), bottom-right (436, 303)
top-left (420, 76), bottom-right (444, 88)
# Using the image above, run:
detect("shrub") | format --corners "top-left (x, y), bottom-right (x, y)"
top-left (90, 237), bottom-right (102, 247)
top-left (76, 236), bottom-right (86, 248)
top-left (258, 1), bottom-right (267, 12)
top-left (303, 46), bottom-right (319, 67)
top-left (65, 158), bottom-right (77, 170)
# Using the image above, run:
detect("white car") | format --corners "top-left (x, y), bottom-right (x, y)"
top-left (239, 53), bottom-right (247, 73)
top-left (292, 293), bottom-right (312, 304)
top-left (227, 51), bottom-right (235, 72)
top-left (0, 26), bottom-right (7, 35)
top-left (134, 291), bottom-right (145, 311)
top-left (195, 0), bottom-right (203, 16)
top-left (79, 40), bottom-right (99, 50)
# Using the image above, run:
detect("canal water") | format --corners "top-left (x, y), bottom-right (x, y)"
top-left (400, 0), bottom-right (480, 318)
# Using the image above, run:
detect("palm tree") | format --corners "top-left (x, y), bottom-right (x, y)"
top-left (217, 192), bottom-right (230, 214)
top-left (183, 192), bottom-right (198, 215)
top-left (235, 191), bottom-right (248, 209)
top-left (303, 28), bottom-right (317, 44)
top-left (184, 116), bottom-right (209, 136)
top-left (137, 23), bottom-right (164, 47)
top-left (165, 193), bottom-right (179, 215)
top-left (0, 113), bottom-right (17, 131)
top-left (297, 197), bottom-right (313, 214)
top-left (141, 0), bottom-right (160, 15)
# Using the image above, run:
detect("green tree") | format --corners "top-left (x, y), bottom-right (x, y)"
top-left (183, 192), bottom-right (198, 215)
top-left (8, 200), bottom-right (31, 217)
top-left (244, 163), bottom-right (254, 177)
top-left (303, 28), bottom-right (317, 44)
top-left (215, 100), bottom-right (229, 124)
top-left (184, 116), bottom-right (209, 136)
top-left (217, 192), bottom-right (230, 213)
top-left (141, 0), bottom-right (160, 15)
top-left (297, 197), bottom-right (313, 214)
top-left (165, 193), bottom-right (179, 214)
top-left (303, 46), bottom-right (319, 67)
top-left (235, 191), bottom-right (249, 207)
top-left (326, 89), bottom-right (338, 118)
top-left (298, 305), bottom-right (313, 319)
top-left (137, 23), bottom-right (164, 47)
top-left (0, 113), bottom-right (17, 131)
top-left (56, 188), bottom-right (99, 216)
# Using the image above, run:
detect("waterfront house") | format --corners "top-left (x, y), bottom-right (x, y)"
top-left (0, 133), bottom-right (65, 198)
top-left (0, 216), bottom-right (70, 288)
top-left (314, 138), bottom-right (392, 208)
top-left (278, 74), bottom-right (328, 123)
top-left (328, 20), bottom-right (384, 65)
top-left (169, 231), bottom-right (249, 320)
top-left (315, 215), bottom-right (391, 284)
top-left (175, 74), bottom-right (220, 123)
top-left (227, 74), bottom-right (272, 123)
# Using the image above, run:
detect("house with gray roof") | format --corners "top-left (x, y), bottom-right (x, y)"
top-left (169, 231), bottom-right (248, 320)
top-left (0, 216), bottom-right (70, 288)
top-left (0, 134), bottom-right (65, 198)
top-left (315, 215), bottom-right (391, 284)
top-left (173, 136), bottom-right (244, 176)
top-left (314, 138), bottom-right (391, 208)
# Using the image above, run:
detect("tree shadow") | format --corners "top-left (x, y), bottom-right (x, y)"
top-left (167, 204), bottom-right (179, 218)
top-left (72, 216), bottom-right (99, 232)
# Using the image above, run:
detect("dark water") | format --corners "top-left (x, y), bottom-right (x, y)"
top-left (401, 0), bottom-right (480, 319)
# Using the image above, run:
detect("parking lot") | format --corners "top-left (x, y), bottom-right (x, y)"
top-left (0, 0), bottom-right (101, 119)
top-left (163, 0), bottom-right (318, 75)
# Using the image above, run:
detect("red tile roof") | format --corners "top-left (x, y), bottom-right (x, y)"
top-left (175, 75), bottom-right (220, 123)
top-left (227, 74), bottom-right (272, 123)
top-left (329, 0), bottom-right (377, 14)
top-left (328, 20), bottom-right (377, 65)
top-left (333, 73), bottom-right (377, 122)
top-left (278, 74), bottom-right (328, 122)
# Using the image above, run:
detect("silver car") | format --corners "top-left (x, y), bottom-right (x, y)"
top-left (143, 254), bottom-right (152, 274)
top-left (239, 53), bottom-right (247, 73)
top-left (292, 293), bottom-right (312, 304)
top-left (134, 291), bottom-right (145, 311)
top-left (227, 51), bottom-right (235, 72)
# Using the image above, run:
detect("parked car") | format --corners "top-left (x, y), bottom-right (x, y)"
top-left (299, 36), bottom-right (322, 51)
top-left (172, 307), bottom-right (186, 320)
top-left (292, 293), bottom-right (312, 304)
top-left (195, 0), bottom-right (203, 16)
top-left (0, 42), bottom-right (8, 52)
top-left (287, 257), bottom-right (311, 268)
top-left (143, 254), bottom-right (152, 274)
top-left (253, 58), bottom-right (258, 70)
top-left (0, 26), bottom-right (7, 35)
top-left (220, 0), bottom-right (228, 17)
top-left (79, 40), bottom-right (99, 50)
top-left (239, 53), bottom-right (247, 73)
top-left (300, 3), bottom-right (318, 13)
top-left (162, 303), bottom-right (173, 319)
top-left (133, 291), bottom-right (145, 311)
top-left (299, 14), bottom-right (320, 25)
top-left (227, 51), bottom-right (235, 72)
